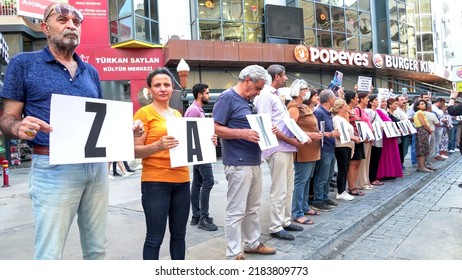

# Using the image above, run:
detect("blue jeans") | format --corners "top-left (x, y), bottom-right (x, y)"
top-left (190, 163), bottom-right (214, 219)
top-left (313, 151), bottom-right (336, 202)
top-left (448, 125), bottom-right (458, 151)
top-left (29, 155), bottom-right (108, 260)
top-left (292, 161), bottom-right (316, 219)
top-left (141, 181), bottom-right (190, 260)
top-left (411, 133), bottom-right (417, 165)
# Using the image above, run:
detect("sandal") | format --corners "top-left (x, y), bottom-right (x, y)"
top-left (371, 180), bottom-right (384, 186)
top-left (304, 210), bottom-right (321, 216)
top-left (416, 168), bottom-right (433, 173)
top-left (362, 184), bottom-right (374, 190)
top-left (348, 188), bottom-right (365, 196)
top-left (294, 217), bottom-right (314, 225)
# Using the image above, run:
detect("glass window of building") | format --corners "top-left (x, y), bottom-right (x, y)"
top-left (358, 0), bottom-right (370, 11)
top-left (304, 29), bottom-right (316, 45)
top-left (331, 7), bottom-right (345, 32)
top-left (194, 0), bottom-right (264, 43)
top-left (315, 3), bottom-right (331, 30)
top-left (108, 0), bottom-right (159, 45)
top-left (360, 36), bottom-right (372, 52)
top-left (359, 12), bottom-right (371, 36)
top-left (317, 31), bottom-right (332, 47)
top-left (344, 0), bottom-right (358, 9)
top-left (345, 9), bottom-right (358, 34)
top-left (347, 34), bottom-right (359, 51)
top-left (301, 0), bottom-right (315, 29)
top-left (333, 32), bottom-right (346, 49)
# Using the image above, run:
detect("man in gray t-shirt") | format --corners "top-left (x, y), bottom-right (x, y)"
top-left (213, 65), bottom-right (276, 260)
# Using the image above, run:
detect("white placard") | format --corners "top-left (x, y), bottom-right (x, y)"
top-left (357, 76), bottom-right (372, 92)
top-left (397, 121), bottom-right (410, 136)
top-left (338, 121), bottom-right (351, 144)
top-left (405, 120), bottom-right (417, 134)
top-left (283, 117), bottom-right (310, 144)
top-left (49, 94), bottom-right (134, 164)
top-left (167, 118), bottom-right (217, 168)
top-left (372, 122), bottom-right (383, 141)
top-left (246, 113), bottom-right (279, 150)
top-left (355, 121), bottom-right (375, 141)
top-left (383, 122), bottom-right (401, 138)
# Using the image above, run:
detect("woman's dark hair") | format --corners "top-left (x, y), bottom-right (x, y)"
top-left (146, 67), bottom-right (174, 87)
top-left (357, 91), bottom-right (369, 100)
top-left (386, 98), bottom-right (397, 109)
top-left (413, 99), bottom-right (427, 111)
top-left (367, 94), bottom-right (377, 108)
top-left (344, 90), bottom-right (357, 104)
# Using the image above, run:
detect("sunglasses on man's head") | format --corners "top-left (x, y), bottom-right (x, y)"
top-left (44, 4), bottom-right (84, 23)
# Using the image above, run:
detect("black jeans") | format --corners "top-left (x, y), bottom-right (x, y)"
top-left (141, 181), bottom-right (190, 260)
top-left (369, 146), bottom-right (382, 182)
top-left (335, 147), bottom-right (351, 194)
top-left (190, 163), bottom-right (214, 219)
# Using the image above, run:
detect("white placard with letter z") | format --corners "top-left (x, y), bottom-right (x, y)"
top-left (167, 117), bottom-right (217, 168)
top-left (49, 94), bottom-right (134, 164)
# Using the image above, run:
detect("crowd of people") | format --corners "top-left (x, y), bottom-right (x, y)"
top-left (1, 2), bottom-right (461, 261)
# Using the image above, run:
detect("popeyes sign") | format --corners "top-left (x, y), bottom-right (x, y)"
top-left (293, 46), bottom-right (434, 74)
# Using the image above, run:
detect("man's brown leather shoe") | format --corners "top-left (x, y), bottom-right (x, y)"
top-left (244, 243), bottom-right (276, 255)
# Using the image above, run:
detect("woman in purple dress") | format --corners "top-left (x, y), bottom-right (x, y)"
top-left (376, 99), bottom-right (403, 180)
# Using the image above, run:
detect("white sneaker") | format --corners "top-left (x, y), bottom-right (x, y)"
top-left (336, 191), bottom-right (355, 201)
top-left (402, 168), bottom-right (411, 176)
top-left (455, 148), bottom-right (460, 152)
top-left (449, 150), bottom-right (455, 153)
top-left (440, 154), bottom-right (449, 159)
top-left (108, 175), bottom-right (115, 179)
top-left (122, 172), bottom-right (132, 177)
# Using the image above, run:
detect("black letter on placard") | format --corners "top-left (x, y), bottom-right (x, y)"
top-left (85, 102), bottom-right (107, 158)
top-left (186, 121), bottom-right (203, 162)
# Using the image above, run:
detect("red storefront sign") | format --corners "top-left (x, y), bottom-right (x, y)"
top-left (76, 47), bottom-right (164, 81)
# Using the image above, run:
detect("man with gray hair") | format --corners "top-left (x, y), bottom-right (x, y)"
top-left (254, 64), bottom-right (304, 241)
top-left (213, 65), bottom-right (276, 260)
top-left (313, 89), bottom-right (345, 208)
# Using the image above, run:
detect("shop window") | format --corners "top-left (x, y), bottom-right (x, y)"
top-left (333, 32), bottom-right (346, 49)
top-left (360, 36), bottom-right (372, 52)
top-left (359, 12), bottom-right (371, 35)
top-left (300, 0), bottom-right (315, 29)
top-left (195, 0), bottom-right (263, 43)
top-left (304, 29), bottom-right (315, 46)
top-left (358, 0), bottom-right (370, 11)
top-left (346, 34), bottom-right (359, 51)
top-left (199, 20), bottom-right (221, 40)
top-left (344, 0), bottom-right (358, 9)
top-left (345, 9), bottom-right (358, 34)
top-left (223, 21), bottom-right (243, 42)
top-left (317, 31), bottom-right (332, 48)
top-left (315, 3), bottom-right (330, 30)
top-left (331, 7), bottom-right (345, 32)
top-left (108, 0), bottom-right (159, 45)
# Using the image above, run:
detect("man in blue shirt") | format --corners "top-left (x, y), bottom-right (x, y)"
top-left (0, 3), bottom-right (142, 259)
top-left (213, 65), bottom-right (276, 260)
top-left (313, 89), bottom-right (344, 210)
top-left (185, 83), bottom-right (218, 231)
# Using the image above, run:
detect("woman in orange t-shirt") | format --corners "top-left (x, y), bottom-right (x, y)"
top-left (134, 67), bottom-right (190, 260)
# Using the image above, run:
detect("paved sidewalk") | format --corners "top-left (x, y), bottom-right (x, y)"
top-left (0, 153), bottom-right (459, 260)
top-left (336, 157), bottom-right (462, 260)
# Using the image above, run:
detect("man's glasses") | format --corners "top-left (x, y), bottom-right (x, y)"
top-left (44, 4), bottom-right (84, 24)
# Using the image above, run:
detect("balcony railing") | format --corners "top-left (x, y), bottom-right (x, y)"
top-left (0, 3), bottom-right (16, 16)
